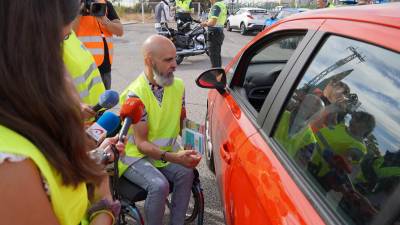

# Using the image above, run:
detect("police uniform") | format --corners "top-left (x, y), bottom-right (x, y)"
top-left (206, 0), bottom-right (227, 68)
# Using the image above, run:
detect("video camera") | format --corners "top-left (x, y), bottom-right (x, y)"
top-left (81, 0), bottom-right (107, 17)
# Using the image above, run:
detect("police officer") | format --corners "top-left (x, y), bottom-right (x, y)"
top-left (175, 0), bottom-right (194, 24)
top-left (201, 0), bottom-right (227, 68)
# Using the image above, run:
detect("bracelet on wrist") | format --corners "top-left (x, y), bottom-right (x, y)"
top-left (87, 198), bottom-right (121, 224)
top-left (89, 209), bottom-right (115, 224)
top-left (160, 151), bottom-right (167, 163)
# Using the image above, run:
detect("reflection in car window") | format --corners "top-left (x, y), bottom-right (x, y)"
top-left (236, 35), bottom-right (304, 112)
top-left (273, 35), bottom-right (400, 225)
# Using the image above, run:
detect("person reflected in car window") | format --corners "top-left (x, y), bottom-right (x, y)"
top-left (309, 111), bottom-right (376, 192)
top-left (310, 79), bottom-right (350, 132)
top-left (275, 94), bottom-right (324, 167)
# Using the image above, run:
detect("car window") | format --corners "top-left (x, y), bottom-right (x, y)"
top-left (233, 34), bottom-right (305, 112)
top-left (273, 35), bottom-right (400, 225)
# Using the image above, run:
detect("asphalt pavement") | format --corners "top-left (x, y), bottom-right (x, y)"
top-left (111, 22), bottom-right (256, 225)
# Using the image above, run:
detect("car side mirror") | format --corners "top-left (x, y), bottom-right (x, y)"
top-left (195, 68), bottom-right (226, 94)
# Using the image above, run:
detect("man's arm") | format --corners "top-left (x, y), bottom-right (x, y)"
top-left (133, 121), bottom-right (201, 168)
top-left (201, 5), bottom-right (220, 27)
top-left (98, 1), bottom-right (123, 36)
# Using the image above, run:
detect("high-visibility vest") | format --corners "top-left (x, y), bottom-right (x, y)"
top-left (176, 0), bottom-right (192, 13)
top-left (275, 111), bottom-right (317, 157)
top-left (63, 31), bottom-right (105, 106)
top-left (311, 123), bottom-right (367, 177)
top-left (208, 1), bottom-right (227, 28)
top-left (118, 74), bottom-right (184, 175)
top-left (0, 125), bottom-right (88, 225)
top-left (75, 2), bottom-right (114, 67)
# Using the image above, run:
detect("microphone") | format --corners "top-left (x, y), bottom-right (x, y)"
top-left (92, 90), bottom-right (120, 112)
top-left (118, 97), bottom-right (144, 142)
top-left (86, 111), bottom-right (121, 142)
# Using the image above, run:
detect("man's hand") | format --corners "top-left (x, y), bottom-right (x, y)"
top-left (174, 150), bottom-right (202, 168)
top-left (200, 21), bottom-right (208, 27)
top-left (96, 16), bottom-right (111, 27)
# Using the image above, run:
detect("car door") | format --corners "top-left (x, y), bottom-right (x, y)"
top-left (232, 18), bottom-right (400, 225)
top-left (230, 9), bottom-right (242, 28)
top-left (211, 19), bottom-right (324, 224)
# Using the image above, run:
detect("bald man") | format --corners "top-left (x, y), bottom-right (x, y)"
top-left (119, 35), bottom-right (201, 225)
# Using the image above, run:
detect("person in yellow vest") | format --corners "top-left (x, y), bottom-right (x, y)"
top-left (0, 0), bottom-right (120, 224)
top-left (63, 31), bottom-right (106, 120)
top-left (275, 94), bottom-right (324, 167)
top-left (119, 35), bottom-right (202, 225)
top-left (74, 0), bottom-right (123, 90)
top-left (309, 111), bottom-right (376, 191)
top-left (201, 0), bottom-right (227, 67)
top-left (174, 0), bottom-right (194, 25)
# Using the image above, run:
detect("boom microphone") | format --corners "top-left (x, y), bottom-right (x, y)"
top-left (92, 90), bottom-right (120, 112)
top-left (86, 111), bottom-right (121, 142)
top-left (118, 97), bottom-right (145, 142)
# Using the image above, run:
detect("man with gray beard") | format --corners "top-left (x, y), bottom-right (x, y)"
top-left (119, 35), bottom-right (202, 225)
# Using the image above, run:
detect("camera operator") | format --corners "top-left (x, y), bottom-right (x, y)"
top-left (74, 0), bottom-right (123, 90)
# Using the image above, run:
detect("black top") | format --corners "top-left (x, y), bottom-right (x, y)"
top-left (99, 1), bottom-right (119, 74)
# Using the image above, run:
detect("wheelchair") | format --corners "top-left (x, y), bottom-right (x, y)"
top-left (110, 147), bottom-right (204, 225)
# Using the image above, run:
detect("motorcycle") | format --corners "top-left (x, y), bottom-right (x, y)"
top-left (156, 19), bottom-right (209, 65)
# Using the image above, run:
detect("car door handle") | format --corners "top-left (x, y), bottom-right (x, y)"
top-left (220, 142), bottom-right (231, 164)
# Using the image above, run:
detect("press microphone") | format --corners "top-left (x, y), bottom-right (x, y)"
top-left (118, 97), bottom-right (144, 142)
top-left (92, 90), bottom-right (120, 112)
top-left (86, 111), bottom-right (121, 142)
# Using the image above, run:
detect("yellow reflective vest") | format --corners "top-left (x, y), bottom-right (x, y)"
top-left (208, 1), bottom-right (227, 28)
top-left (63, 31), bottom-right (105, 106)
top-left (0, 125), bottom-right (88, 225)
top-left (275, 111), bottom-right (317, 157)
top-left (176, 0), bottom-right (193, 13)
top-left (119, 74), bottom-right (184, 175)
top-left (311, 123), bottom-right (367, 177)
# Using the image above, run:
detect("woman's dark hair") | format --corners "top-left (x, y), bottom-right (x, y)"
top-left (0, 0), bottom-right (103, 186)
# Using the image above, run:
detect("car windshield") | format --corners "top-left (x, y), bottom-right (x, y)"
top-left (249, 10), bottom-right (267, 15)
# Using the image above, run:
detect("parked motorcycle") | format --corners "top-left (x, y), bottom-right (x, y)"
top-left (156, 19), bottom-right (208, 65)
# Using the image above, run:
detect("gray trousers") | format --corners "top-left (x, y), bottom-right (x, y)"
top-left (123, 158), bottom-right (194, 225)
top-left (207, 30), bottom-right (225, 68)
top-left (100, 71), bottom-right (111, 90)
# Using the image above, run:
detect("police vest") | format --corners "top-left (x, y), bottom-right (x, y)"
top-left (275, 111), bottom-right (317, 157)
top-left (118, 74), bottom-right (184, 175)
top-left (0, 125), bottom-right (88, 225)
top-left (208, 1), bottom-right (227, 28)
top-left (311, 123), bottom-right (367, 177)
top-left (176, 0), bottom-right (192, 13)
top-left (75, 6), bottom-right (114, 67)
top-left (63, 31), bottom-right (105, 106)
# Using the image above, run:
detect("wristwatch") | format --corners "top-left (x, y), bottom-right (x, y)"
top-left (160, 151), bottom-right (168, 163)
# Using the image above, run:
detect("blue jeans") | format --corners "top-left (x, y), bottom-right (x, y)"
top-left (123, 158), bottom-right (194, 225)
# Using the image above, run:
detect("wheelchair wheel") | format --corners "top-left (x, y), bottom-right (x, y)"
top-left (184, 183), bottom-right (204, 225)
top-left (117, 204), bottom-right (144, 225)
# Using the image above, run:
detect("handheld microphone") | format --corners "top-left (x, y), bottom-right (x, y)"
top-left (118, 97), bottom-right (145, 142)
top-left (86, 111), bottom-right (121, 142)
top-left (92, 90), bottom-right (120, 112)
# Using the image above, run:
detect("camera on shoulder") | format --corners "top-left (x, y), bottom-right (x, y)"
top-left (81, 0), bottom-right (107, 17)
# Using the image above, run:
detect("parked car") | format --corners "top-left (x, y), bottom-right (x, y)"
top-left (226, 7), bottom-right (269, 35)
top-left (265, 8), bottom-right (309, 28)
top-left (197, 4), bottom-right (400, 225)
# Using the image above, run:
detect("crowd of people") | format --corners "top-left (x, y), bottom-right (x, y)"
top-left (0, 0), bottom-right (216, 224)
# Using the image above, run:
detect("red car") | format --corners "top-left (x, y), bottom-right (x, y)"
top-left (197, 4), bottom-right (400, 225)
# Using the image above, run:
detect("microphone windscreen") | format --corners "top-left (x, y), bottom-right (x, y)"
top-left (120, 97), bottom-right (144, 124)
top-left (99, 90), bottom-right (119, 109)
top-left (96, 111), bottom-right (121, 135)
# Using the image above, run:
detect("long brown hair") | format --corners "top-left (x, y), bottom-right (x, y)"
top-left (0, 0), bottom-right (103, 186)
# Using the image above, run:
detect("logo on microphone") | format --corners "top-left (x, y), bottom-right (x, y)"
top-left (86, 123), bottom-right (107, 142)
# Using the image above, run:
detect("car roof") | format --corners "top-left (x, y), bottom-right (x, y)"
top-left (286, 3), bottom-right (400, 29)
